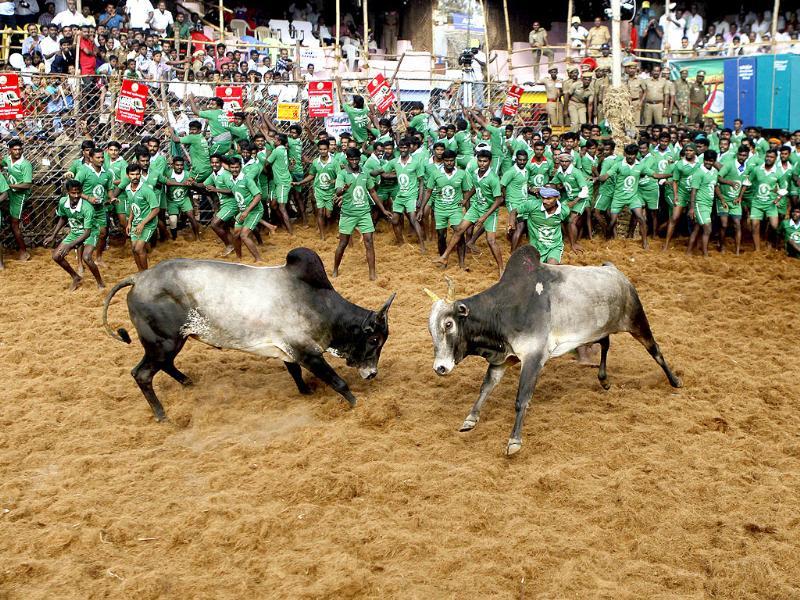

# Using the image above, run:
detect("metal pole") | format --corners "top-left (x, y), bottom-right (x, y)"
top-left (610, 0), bottom-right (622, 86)
top-left (565, 0), bottom-right (573, 61)
top-left (770, 0), bottom-right (780, 53)
top-left (502, 0), bottom-right (513, 81)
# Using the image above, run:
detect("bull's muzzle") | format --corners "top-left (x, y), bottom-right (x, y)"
top-left (433, 361), bottom-right (454, 376)
top-left (359, 367), bottom-right (378, 380)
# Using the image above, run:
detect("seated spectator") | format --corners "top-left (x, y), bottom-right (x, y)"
top-left (22, 23), bottom-right (43, 55)
top-left (50, 37), bottom-right (75, 74)
top-left (53, 0), bottom-right (86, 27)
top-left (38, 2), bottom-right (55, 26)
top-left (150, 1), bottom-right (173, 38)
top-left (82, 4), bottom-right (95, 26)
top-left (315, 17), bottom-right (333, 45)
top-left (39, 24), bottom-right (60, 71)
top-left (98, 3), bottom-right (123, 30)
top-left (568, 16), bottom-right (588, 53)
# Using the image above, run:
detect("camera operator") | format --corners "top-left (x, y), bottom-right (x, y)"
top-left (469, 44), bottom-right (495, 109)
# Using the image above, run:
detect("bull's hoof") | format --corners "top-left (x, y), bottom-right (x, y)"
top-left (154, 413), bottom-right (168, 423)
top-left (672, 377), bottom-right (684, 388)
top-left (346, 397), bottom-right (357, 409)
top-left (299, 386), bottom-right (313, 396)
top-left (459, 416), bottom-right (479, 432)
top-left (505, 439), bottom-right (522, 456)
top-left (181, 377), bottom-right (194, 387)
top-left (599, 378), bottom-right (611, 390)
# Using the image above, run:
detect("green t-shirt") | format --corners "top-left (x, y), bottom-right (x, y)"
top-left (779, 218), bottom-right (800, 247)
top-left (672, 158), bottom-right (700, 200)
top-left (426, 168), bottom-right (472, 210)
top-left (580, 153), bottom-right (597, 178)
top-left (519, 198), bottom-right (571, 251)
top-left (598, 155), bottom-right (619, 198)
top-left (242, 158), bottom-right (263, 181)
top-left (203, 168), bottom-right (236, 207)
top-left (230, 173), bottom-right (262, 211)
top-left (384, 156), bottom-right (425, 199)
top-left (609, 160), bottom-right (645, 202)
top-left (118, 167), bottom-right (164, 194)
top-left (3, 156), bottom-right (33, 203)
top-left (198, 108), bottom-right (229, 139)
top-left (746, 164), bottom-right (781, 204)
top-left (408, 113), bottom-right (429, 133)
top-left (104, 155), bottom-right (128, 183)
top-left (166, 170), bottom-right (190, 203)
top-left (309, 156), bottom-right (338, 197)
top-left (485, 124), bottom-right (505, 160)
top-left (335, 169), bottom-right (375, 216)
top-left (551, 165), bottom-right (589, 202)
top-left (124, 183), bottom-right (159, 226)
top-left (637, 153), bottom-right (660, 195)
top-left (57, 196), bottom-right (94, 236)
top-left (75, 163), bottom-right (113, 209)
top-left (468, 168), bottom-right (501, 212)
top-left (527, 157), bottom-right (554, 188)
top-left (343, 103), bottom-right (370, 143)
top-left (287, 137), bottom-right (303, 174)
top-left (500, 165), bottom-right (530, 207)
top-left (266, 145), bottom-right (292, 184)
top-left (179, 133), bottom-right (211, 175)
top-left (690, 165), bottom-right (718, 206)
top-left (454, 127), bottom-right (473, 160)
top-left (717, 160), bottom-right (747, 202)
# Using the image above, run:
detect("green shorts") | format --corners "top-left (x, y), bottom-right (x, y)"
top-left (594, 191), bottom-right (612, 211)
top-left (339, 212), bottom-right (375, 235)
top-left (158, 190), bottom-right (167, 210)
top-left (750, 202), bottom-right (778, 220)
top-left (664, 190), bottom-right (675, 209)
top-left (115, 196), bottom-right (130, 215)
top-left (464, 204), bottom-right (497, 233)
top-left (209, 142), bottom-right (231, 156)
top-left (694, 202), bottom-right (712, 225)
top-left (63, 229), bottom-right (99, 248)
top-left (8, 194), bottom-right (25, 219)
top-left (675, 191), bottom-right (690, 208)
top-left (216, 202), bottom-right (238, 222)
top-left (167, 196), bottom-right (193, 215)
top-left (291, 170), bottom-right (304, 182)
top-left (91, 206), bottom-right (108, 230)
top-left (271, 181), bottom-right (290, 204)
top-left (235, 206), bottom-right (264, 230)
top-left (376, 187), bottom-right (393, 202)
top-left (640, 188), bottom-right (659, 210)
top-left (570, 198), bottom-right (589, 214)
top-left (189, 169), bottom-right (211, 183)
top-left (610, 195), bottom-right (643, 214)
top-left (393, 194), bottom-right (417, 214)
top-left (456, 155), bottom-right (471, 169)
top-left (130, 223), bottom-right (156, 243)
top-left (777, 196), bottom-right (789, 215)
top-left (716, 198), bottom-right (742, 217)
top-left (435, 205), bottom-right (464, 230)
top-left (535, 243), bottom-right (563, 263)
top-left (315, 190), bottom-right (334, 211)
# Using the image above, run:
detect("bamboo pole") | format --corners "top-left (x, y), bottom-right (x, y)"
top-left (501, 0), bottom-right (512, 82)
top-left (610, 0), bottom-right (621, 86)
top-left (335, 0), bottom-right (341, 74)
top-left (218, 0), bottom-right (224, 43)
top-left (479, 0), bottom-right (491, 92)
top-left (362, 0), bottom-right (369, 69)
top-left (565, 0), bottom-right (573, 61)
top-left (770, 0), bottom-right (780, 52)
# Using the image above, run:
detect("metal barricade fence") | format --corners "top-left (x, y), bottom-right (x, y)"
top-left (1, 74), bottom-right (544, 247)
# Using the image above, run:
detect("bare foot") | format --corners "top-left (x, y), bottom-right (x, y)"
top-left (466, 242), bottom-right (481, 255)
top-left (431, 256), bottom-right (447, 266)
top-left (96, 258), bottom-right (107, 268)
top-left (419, 245), bottom-right (426, 254)
top-left (69, 276), bottom-right (83, 292)
top-left (369, 272), bottom-right (377, 281)
top-left (460, 265), bottom-right (470, 272)
top-left (571, 244), bottom-right (584, 254)
top-left (642, 240), bottom-right (649, 250)
top-left (221, 245), bottom-right (235, 257)
top-left (265, 223), bottom-right (278, 234)
top-left (661, 244), bottom-right (669, 252)
top-left (19, 251), bottom-right (31, 261)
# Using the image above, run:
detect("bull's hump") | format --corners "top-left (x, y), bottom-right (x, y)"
top-left (285, 248), bottom-right (333, 290)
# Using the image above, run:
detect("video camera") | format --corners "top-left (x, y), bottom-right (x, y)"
top-left (458, 48), bottom-right (476, 68)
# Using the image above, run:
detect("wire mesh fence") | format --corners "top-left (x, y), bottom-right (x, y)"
top-left (1, 73), bottom-right (545, 247)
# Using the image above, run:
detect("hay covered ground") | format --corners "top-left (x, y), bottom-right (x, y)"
top-left (1, 223), bottom-right (799, 599)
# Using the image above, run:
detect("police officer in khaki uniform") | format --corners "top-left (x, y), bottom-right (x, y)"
top-left (642, 64), bottom-right (668, 125)
top-left (542, 67), bottom-right (562, 126)
top-left (662, 67), bottom-right (676, 122)
top-left (529, 21), bottom-right (554, 81)
top-left (595, 44), bottom-right (612, 71)
top-left (593, 67), bottom-right (609, 122)
top-left (565, 73), bottom-right (594, 130)
top-left (688, 70), bottom-right (708, 124)
top-left (561, 67), bottom-right (580, 128)
top-left (622, 60), bottom-right (645, 126)
top-left (673, 68), bottom-right (691, 123)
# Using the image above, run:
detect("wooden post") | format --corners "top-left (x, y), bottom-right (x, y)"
top-left (501, 0), bottom-right (512, 82)
top-left (219, 0), bottom-right (225, 43)
top-left (362, 0), bottom-right (369, 69)
top-left (565, 0), bottom-right (573, 61)
top-left (610, 0), bottom-right (621, 86)
top-left (335, 0), bottom-right (341, 73)
top-left (770, 0), bottom-right (780, 53)
top-left (480, 0), bottom-right (490, 88)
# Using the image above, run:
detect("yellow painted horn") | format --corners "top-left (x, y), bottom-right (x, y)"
top-left (423, 288), bottom-right (441, 302)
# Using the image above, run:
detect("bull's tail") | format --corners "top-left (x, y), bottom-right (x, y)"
top-left (102, 276), bottom-right (137, 344)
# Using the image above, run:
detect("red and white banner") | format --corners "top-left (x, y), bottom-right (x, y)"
top-left (367, 73), bottom-right (396, 114)
top-left (502, 85), bottom-right (524, 116)
top-left (0, 73), bottom-right (23, 120)
top-left (308, 81), bottom-right (334, 118)
top-left (215, 85), bottom-right (243, 116)
top-left (115, 79), bottom-right (148, 125)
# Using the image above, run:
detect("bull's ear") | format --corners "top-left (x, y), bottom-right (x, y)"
top-left (456, 303), bottom-right (469, 318)
top-left (376, 292), bottom-right (396, 322)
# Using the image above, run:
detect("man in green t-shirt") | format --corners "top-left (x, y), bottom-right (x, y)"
top-left (779, 206), bottom-right (800, 257)
top-left (43, 180), bottom-right (104, 291)
top-left (199, 153), bottom-right (237, 255)
top-left (381, 137), bottom-right (426, 252)
top-left (686, 151), bottom-right (719, 257)
top-left (3, 139), bottom-right (33, 261)
top-left (550, 152), bottom-right (590, 253)
top-left (517, 186), bottom-right (571, 264)
top-left (228, 156), bottom-right (264, 262)
top-left (294, 139), bottom-right (339, 240)
top-left (0, 172), bottom-right (8, 269)
top-left (336, 80), bottom-right (371, 145)
top-left (421, 150), bottom-right (474, 267)
top-left (593, 141), bottom-right (619, 237)
top-left (715, 146), bottom-right (749, 255)
top-left (188, 95), bottom-right (232, 155)
top-left (122, 164), bottom-right (160, 271)
top-left (332, 148), bottom-right (393, 281)
top-left (744, 148), bottom-right (783, 252)
top-left (103, 140), bottom-right (127, 187)
top-left (501, 149), bottom-right (533, 252)
top-left (74, 148), bottom-right (113, 263)
top-left (436, 150), bottom-right (505, 277)
top-left (262, 133), bottom-right (294, 235)
top-left (172, 120), bottom-right (212, 183)
top-left (597, 143), bottom-right (649, 249)
top-left (164, 156), bottom-right (200, 241)
top-left (663, 143), bottom-right (700, 251)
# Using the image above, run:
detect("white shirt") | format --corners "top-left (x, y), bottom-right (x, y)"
top-left (714, 19), bottom-right (730, 36)
top-left (52, 8), bottom-right (88, 26)
top-left (569, 25), bottom-right (589, 49)
top-left (659, 14), bottom-right (686, 50)
top-left (150, 8), bottom-right (173, 35)
top-left (0, 1), bottom-right (15, 16)
top-left (126, 0), bottom-right (154, 29)
top-left (687, 14), bottom-right (703, 45)
top-left (16, 0), bottom-right (40, 17)
top-left (751, 19), bottom-right (769, 36)
top-left (40, 35), bottom-right (60, 70)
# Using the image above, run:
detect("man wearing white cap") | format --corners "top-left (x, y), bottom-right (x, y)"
top-left (568, 16), bottom-right (588, 54)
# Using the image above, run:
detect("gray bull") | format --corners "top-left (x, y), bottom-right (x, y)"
top-left (426, 246), bottom-right (682, 456)
top-left (102, 248), bottom-right (395, 420)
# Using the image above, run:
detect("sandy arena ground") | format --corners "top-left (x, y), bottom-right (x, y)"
top-left (1, 221), bottom-right (799, 599)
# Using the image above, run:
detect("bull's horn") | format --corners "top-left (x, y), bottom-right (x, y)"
top-left (376, 292), bottom-right (397, 320)
top-left (423, 288), bottom-right (440, 303)
top-left (445, 276), bottom-right (456, 303)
